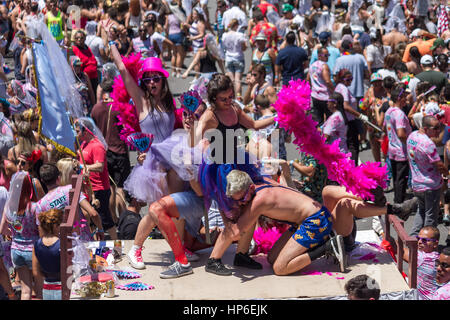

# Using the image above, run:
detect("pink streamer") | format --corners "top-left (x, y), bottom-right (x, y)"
top-left (272, 79), bottom-right (388, 200)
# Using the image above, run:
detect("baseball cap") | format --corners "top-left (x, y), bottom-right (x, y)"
top-left (410, 28), bottom-right (422, 38)
top-left (431, 38), bottom-right (445, 51)
top-left (420, 54), bottom-right (434, 65)
top-left (282, 3), bottom-right (294, 13)
top-left (254, 32), bottom-right (267, 41)
top-left (370, 72), bottom-right (383, 83)
top-left (318, 31), bottom-right (331, 41)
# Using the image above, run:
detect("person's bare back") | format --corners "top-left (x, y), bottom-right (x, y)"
top-left (237, 180), bottom-right (322, 232)
top-left (383, 31), bottom-right (408, 48)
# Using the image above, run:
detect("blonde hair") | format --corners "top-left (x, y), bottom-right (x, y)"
top-left (56, 158), bottom-right (77, 186)
top-left (226, 170), bottom-right (253, 197)
top-left (16, 120), bottom-right (35, 154)
top-left (38, 209), bottom-right (63, 234)
top-left (228, 18), bottom-right (239, 30)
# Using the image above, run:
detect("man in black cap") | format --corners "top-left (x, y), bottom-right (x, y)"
top-left (309, 31), bottom-right (340, 73)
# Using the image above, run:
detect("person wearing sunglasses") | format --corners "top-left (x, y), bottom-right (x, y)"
top-left (432, 246), bottom-right (450, 300)
top-left (72, 29), bottom-right (99, 96)
top-left (15, 150), bottom-right (46, 201)
top-left (208, 169), bottom-right (418, 277)
top-left (407, 115), bottom-right (447, 236)
top-left (126, 96), bottom-right (217, 278)
top-left (396, 226), bottom-right (440, 300)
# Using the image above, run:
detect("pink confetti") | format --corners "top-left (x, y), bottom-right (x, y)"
top-left (326, 272), bottom-right (334, 276)
top-left (359, 253), bottom-right (377, 261)
top-left (336, 277), bottom-right (345, 280)
top-left (302, 271), bottom-right (323, 276)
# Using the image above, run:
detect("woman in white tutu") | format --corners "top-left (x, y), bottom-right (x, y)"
top-left (109, 36), bottom-right (199, 205)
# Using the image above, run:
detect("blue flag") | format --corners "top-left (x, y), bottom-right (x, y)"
top-left (33, 42), bottom-right (76, 156)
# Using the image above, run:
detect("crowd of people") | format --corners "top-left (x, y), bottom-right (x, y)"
top-left (0, 0), bottom-right (448, 301)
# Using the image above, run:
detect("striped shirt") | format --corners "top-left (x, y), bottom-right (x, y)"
top-left (417, 250), bottom-right (440, 300)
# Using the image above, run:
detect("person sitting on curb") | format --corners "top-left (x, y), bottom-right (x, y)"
top-left (397, 226), bottom-right (441, 300)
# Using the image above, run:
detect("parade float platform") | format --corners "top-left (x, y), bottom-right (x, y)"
top-left (70, 230), bottom-right (412, 300)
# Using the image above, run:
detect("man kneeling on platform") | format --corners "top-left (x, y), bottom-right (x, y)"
top-left (210, 170), bottom-right (418, 276)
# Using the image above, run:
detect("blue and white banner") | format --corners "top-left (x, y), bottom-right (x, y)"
top-left (33, 42), bottom-right (76, 156)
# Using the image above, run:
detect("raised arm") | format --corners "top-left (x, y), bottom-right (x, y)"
top-left (237, 105), bottom-right (275, 130)
top-left (109, 40), bottom-right (146, 117)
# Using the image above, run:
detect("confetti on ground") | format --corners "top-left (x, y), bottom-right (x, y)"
top-left (116, 282), bottom-right (155, 291)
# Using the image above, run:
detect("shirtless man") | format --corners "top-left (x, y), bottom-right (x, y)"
top-left (212, 170), bottom-right (418, 276)
top-left (382, 21), bottom-right (408, 49)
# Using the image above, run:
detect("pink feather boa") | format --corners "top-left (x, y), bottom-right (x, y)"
top-left (273, 79), bottom-right (388, 201)
top-left (110, 53), bottom-right (143, 146)
top-left (253, 226), bottom-right (284, 255)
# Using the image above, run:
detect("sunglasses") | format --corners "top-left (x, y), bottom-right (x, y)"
top-left (319, 53), bottom-right (330, 57)
top-left (15, 159), bottom-right (28, 166)
top-left (251, 73), bottom-right (259, 77)
top-left (435, 260), bottom-right (450, 269)
top-left (216, 95), bottom-right (234, 103)
top-left (142, 76), bottom-right (163, 84)
top-left (237, 188), bottom-right (254, 205)
top-left (182, 110), bottom-right (200, 120)
top-left (416, 236), bottom-right (438, 243)
top-left (428, 126), bottom-right (440, 131)
top-left (343, 77), bottom-right (353, 81)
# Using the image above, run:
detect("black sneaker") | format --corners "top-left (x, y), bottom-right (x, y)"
top-left (233, 252), bottom-right (263, 270)
top-left (365, 186), bottom-right (387, 207)
top-left (324, 235), bottom-right (346, 272)
top-left (205, 258), bottom-right (232, 276)
top-left (387, 197), bottom-right (418, 221)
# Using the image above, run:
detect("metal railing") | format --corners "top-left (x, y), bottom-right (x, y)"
top-left (385, 214), bottom-right (418, 289)
top-left (60, 174), bottom-right (83, 300)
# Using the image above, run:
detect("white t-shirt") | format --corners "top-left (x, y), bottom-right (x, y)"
top-left (150, 32), bottom-right (166, 53)
top-left (221, 30), bottom-right (246, 61)
top-left (86, 35), bottom-right (105, 67)
top-left (222, 6), bottom-right (247, 31)
top-left (365, 44), bottom-right (392, 70)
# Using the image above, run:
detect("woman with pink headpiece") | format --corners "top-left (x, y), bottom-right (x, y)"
top-left (109, 35), bottom-right (192, 206)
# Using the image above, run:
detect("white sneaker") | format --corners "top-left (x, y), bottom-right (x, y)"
top-left (184, 248), bottom-right (199, 262)
top-left (127, 247), bottom-right (145, 270)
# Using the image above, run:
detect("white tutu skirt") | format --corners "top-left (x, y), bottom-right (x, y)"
top-left (123, 129), bottom-right (203, 203)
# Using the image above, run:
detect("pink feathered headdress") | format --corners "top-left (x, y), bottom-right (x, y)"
top-left (273, 79), bottom-right (388, 201)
